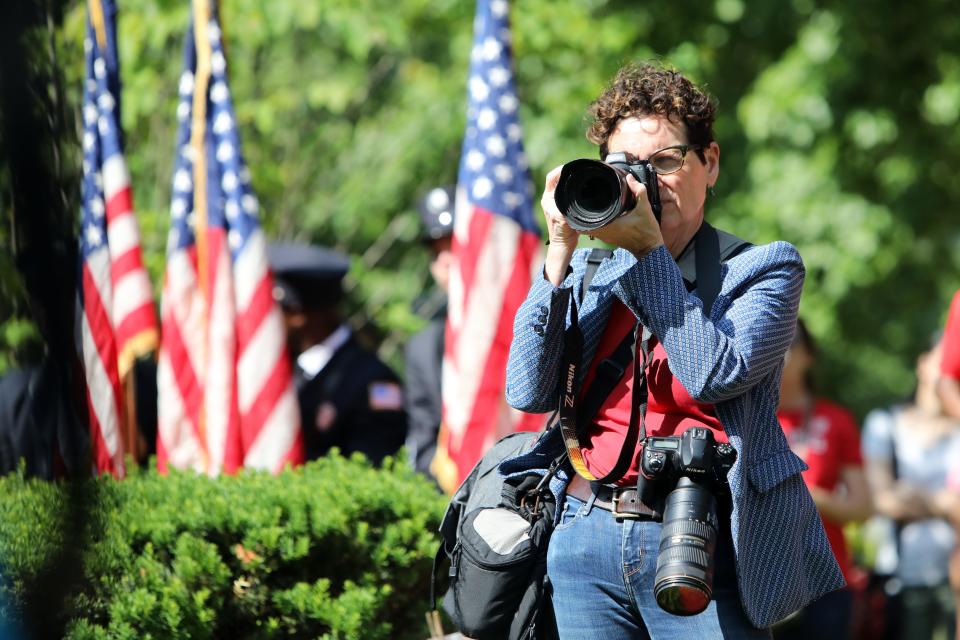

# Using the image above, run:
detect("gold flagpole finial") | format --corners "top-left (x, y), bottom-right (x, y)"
top-left (87, 0), bottom-right (108, 52)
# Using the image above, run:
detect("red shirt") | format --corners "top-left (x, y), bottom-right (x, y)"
top-left (777, 399), bottom-right (863, 583)
top-left (942, 289), bottom-right (960, 379)
top-left (579, 300), bottom-right (726, 486)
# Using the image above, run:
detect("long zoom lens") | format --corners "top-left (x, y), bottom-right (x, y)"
top-left (554, 159), bottom-right (635, 231)
top-left (654, 477), bottom-right (718, 616)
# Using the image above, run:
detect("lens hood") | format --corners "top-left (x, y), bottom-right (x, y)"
top-left (555, 159), bottom-right (635, 232)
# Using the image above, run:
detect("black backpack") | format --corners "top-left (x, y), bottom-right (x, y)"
top-left (431, 431), bottom-right (561, 640)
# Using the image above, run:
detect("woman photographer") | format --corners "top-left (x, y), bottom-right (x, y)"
top-left (501, 62), bottom-right (844, 638)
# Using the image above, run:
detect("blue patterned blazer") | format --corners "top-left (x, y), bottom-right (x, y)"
top-left (501, 234), bottom-right (845, 628)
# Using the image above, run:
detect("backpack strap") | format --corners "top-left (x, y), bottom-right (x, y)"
top-left (429, 542), bottom-right (446, 612)
top-left (695, 222), bottom-right (752, 318)
top-left (575, 327), bottom-right (636, 432)
top-left (581, 247), bottom-right (613, 302)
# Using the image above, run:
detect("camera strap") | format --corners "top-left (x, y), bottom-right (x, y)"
top-left (558, 293), bottom-right (647, 484)
top-left (556, 224), bottom-right (752, 485)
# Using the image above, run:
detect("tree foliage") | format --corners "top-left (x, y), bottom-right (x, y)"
top-left (3, 0), bottom-right (960, 417)
top-left (0, 0), bottom-right (79, 373)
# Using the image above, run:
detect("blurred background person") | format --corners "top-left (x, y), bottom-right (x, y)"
top-left (0, 285), bottom-right (88, 479)
top-left (403, 185), bottom-right (454, 482)
top-left (0, 360), bottom-right (83, 478)
top-left (775, 318), bottom-right (873, 640)
top-left (862, 336), bottom-right (959, 640)
top-left (931, 436), bottom-right (960, 640)
top-left (268, 242), bottom-right (407, 465)
top-left (935, 287), bottom-right (960, 638)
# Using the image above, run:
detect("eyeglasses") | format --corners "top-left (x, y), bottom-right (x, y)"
top-left (645, 144), bottom-right (703, 175)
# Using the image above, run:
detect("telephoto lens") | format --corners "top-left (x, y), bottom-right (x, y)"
top-left (653, 476), bottom-right (719, 616)
top-left (554, 159), bottom-right (636, 231)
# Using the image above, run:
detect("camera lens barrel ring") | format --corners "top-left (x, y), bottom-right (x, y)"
top-left (656, 545), bottom-right (713, 568)
top-left (659, 518), bottom-right (716, 542)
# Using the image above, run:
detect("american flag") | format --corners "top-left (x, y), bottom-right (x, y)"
top-left (156, 11), bottom-right (303, 475)
top-left (432, 0), bottom-right (544, 492)
top-left (77, 0), bottom-right (158, 477)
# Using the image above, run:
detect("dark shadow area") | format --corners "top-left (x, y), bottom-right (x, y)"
top-left (1, 1), bottom-right (100, 637)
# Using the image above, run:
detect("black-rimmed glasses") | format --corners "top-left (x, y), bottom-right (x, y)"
top-left (645, 144), bottom-right (703, 175)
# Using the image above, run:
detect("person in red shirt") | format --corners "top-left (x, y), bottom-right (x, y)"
top-left (774, 319), bottom-right (872, 640)
top-left (940, 289), bottom-right (960, 419)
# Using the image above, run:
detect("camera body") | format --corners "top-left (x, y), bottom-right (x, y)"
top-left (638, 427), bottom-right (735, 500)
top-left (636, 427), bottom-right (736, 617)
top-left (555, 152), bottom-right (662, 231)
top-left (604, 152), bottom-right (661, 219)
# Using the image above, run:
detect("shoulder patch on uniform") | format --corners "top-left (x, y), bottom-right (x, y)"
top-left (368, 381), bottom-right (403, 411)
top-left (315, 402), bottom-right (338, 432)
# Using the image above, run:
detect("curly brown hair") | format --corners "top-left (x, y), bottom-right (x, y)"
top-left (586, 62), bottom-right (717, 161)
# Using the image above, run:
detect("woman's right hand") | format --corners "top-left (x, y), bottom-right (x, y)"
top-left (542, 165), bottom-right (580, 285)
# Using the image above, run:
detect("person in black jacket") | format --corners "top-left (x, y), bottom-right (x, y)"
top-left (268, 242), bottom-right (407, 465)
top-left (404, 186), bottom-right (455, 480)
top-left (0, 362), bottom-right (84, 478)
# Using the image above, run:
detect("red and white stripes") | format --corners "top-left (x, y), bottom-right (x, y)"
top-left (233, 230), bottom-right (302, 472)
top-left (157, 228), bottom-right (303, 476)
top-left (79, 249), bottom-right (126, 476)
top-left (102, 156), bottom-right (158, 373)
top-left (439, 199), bottom-right (542, 489)
top-left (156, 11), bottom-right (302, 477)
top-left (157, 229), bottom-right (240, 475)
top-left (79, 151), bottom-right (158, 477)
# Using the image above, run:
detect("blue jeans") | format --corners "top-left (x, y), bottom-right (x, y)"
top-left (547, 493), bottom-right (771, 640)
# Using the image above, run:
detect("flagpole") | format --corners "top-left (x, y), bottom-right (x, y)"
top-left (430, 422), bottom-right (460, 495)
top-left (190, 0), bottom-right (213, 473)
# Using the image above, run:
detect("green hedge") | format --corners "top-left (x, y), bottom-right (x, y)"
top-left (0, 453), bottom-right (447, 639)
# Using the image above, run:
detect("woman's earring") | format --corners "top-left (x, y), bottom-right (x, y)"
top-left (708, 185), bottom-right (716, 198)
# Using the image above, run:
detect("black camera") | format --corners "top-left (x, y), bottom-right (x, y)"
top-left (554, 152), bottom-right (662, 231)
top-left (636, 427), bottom-right (736, 616)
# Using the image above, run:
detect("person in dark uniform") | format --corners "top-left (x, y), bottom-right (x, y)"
top-left (403, 186), bottom-right (454, 479)
top-left (0, 363), bottom-right (76, 477)
top-left (0, 302), bottom-right (88, 479)
top-left (268, 242), bottom-right (407, 465)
